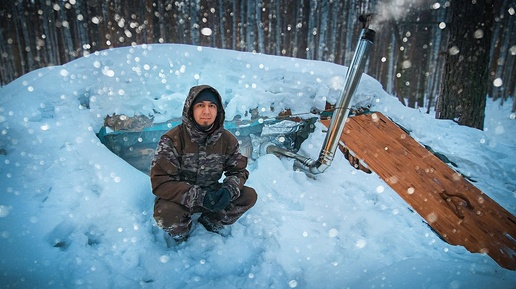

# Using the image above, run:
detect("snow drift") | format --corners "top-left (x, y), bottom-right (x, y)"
top-left (0, 44), bottom-right (515, 289)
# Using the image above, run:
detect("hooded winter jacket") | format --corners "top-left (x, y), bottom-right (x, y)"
top-left (150, 85), bottom-right (249, 208)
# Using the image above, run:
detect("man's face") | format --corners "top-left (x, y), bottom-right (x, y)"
top-left (192, 101), bottom-right (217, 127)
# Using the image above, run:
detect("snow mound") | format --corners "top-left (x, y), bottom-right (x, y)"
top-left (0, 44), bottom-right (515, 288)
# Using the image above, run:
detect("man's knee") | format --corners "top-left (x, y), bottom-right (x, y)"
top-left (153, 199), bottom-right (191, 235)
top-left (239, 186), bottom-right (257, 208)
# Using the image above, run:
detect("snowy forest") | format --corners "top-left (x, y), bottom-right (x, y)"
top-left (0, 0), bottom-right (515, 124)
top-left (1, 1), bottom-right (516, 287)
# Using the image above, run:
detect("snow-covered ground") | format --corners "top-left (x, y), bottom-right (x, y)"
top-left (0, 44), bottom-right (515, 289)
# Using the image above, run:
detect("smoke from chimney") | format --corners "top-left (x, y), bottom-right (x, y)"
top-left (369, 0), bottom-right (428, 31)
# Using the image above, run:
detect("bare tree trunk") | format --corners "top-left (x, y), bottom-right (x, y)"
top-left (328, 0), bottom-right (340, 62)
top-left (75, 0), bottom-right (90, 55)
top-left (316, 0), bottom-right (328, 61)
top-left (306, 0), bottom-right (317, 60)
top-left (218, 0), bottom-right (226, 48)
top-left (238, 0), bottom-right (245, 50)
top-left (18, 1), bottom-right (37, 70)
top-left (57, 2), bottom-right (70, 62)
top-left (246, 0), bottom-right (255, 51)
top-left (144, 0), bottom-right (154, 43)
top-left (0, 4), bottom-right (18, 83)
top-left (496, 0), bottom-right (515, 102)
top-left (273, 0), bottom-right (281, 56)
top-left (436, 0), bottom-right (494, 130)
top-left (256, 0), bottom-right (264, 53)
top-left (391, 22), bottom-right (406, 105)
top-left (231, 0), bottom-right (236, 50)
top-left (343, 0), bottom-right (357, 66)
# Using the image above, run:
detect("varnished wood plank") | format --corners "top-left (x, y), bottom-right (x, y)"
top-left (320, 112), bottom-right (516, 270)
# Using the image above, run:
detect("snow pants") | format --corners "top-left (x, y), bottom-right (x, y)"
top-left (153, 186), bottom-right (257, 239)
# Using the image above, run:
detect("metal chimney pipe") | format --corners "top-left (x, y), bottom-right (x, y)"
top-left (265, 26), bottom-right (375, 175)
top-left (305, 27), bottom-right (376, 174)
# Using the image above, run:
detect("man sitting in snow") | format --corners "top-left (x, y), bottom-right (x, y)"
top-left (150, 84), bottom-right (257, 244)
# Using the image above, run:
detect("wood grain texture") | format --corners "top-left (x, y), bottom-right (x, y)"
top-left (320, 112), bottom-right (516, 270)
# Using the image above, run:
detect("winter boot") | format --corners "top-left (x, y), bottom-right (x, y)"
top-left (163, 231), bottom-right (188, 247)
top-left (198, 214), bottom-right (229, 236)
top-left (171, 233), bottom-right (189, 244)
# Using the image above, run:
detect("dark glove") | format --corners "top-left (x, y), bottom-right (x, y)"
top-left (203, 187), bottom-right (231, 212)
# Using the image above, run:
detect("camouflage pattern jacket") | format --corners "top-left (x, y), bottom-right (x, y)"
top-left (150, 85), bottom-right (249, 208)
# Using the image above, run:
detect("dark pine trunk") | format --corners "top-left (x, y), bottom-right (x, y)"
top-left (436, 0), bottom-right (494, 130)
